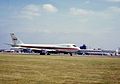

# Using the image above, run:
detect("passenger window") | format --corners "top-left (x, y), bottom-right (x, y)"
top-left (67, 45), bottom-right (70, 47)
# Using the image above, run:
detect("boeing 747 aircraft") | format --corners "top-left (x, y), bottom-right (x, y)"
top-left (9, 33), bottom-right (80, 56)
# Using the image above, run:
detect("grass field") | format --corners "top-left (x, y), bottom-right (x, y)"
top-left (0, 53), bottom-right (120, 84)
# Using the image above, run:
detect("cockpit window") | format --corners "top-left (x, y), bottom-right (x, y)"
top-left (73, 45), bottom-right (77, 47)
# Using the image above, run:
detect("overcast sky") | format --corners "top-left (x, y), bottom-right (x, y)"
top-left (0, 0), bottom-right (120, 49)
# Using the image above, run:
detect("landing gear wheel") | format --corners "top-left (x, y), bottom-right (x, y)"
top-left (70, 53), bottom-right (72, 56)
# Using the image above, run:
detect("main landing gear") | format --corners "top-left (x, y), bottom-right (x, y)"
top-left (69, 53), bottom-right (72, 56)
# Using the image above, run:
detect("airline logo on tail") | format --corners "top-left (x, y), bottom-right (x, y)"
top-left (10, 33), bottom-right (23, 45)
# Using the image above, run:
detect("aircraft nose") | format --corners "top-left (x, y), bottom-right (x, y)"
top-left (77, 47), bottom-right (80, 50)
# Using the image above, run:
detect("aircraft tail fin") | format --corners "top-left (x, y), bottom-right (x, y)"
top-left (10, 33), bottom-right (23, 45)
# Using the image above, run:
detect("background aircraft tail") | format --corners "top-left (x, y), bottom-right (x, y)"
top-left (10, 33), bottom-right (23, 45)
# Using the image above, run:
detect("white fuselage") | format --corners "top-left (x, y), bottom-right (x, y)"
top-left (16, 43), bottom-right (80, 52)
